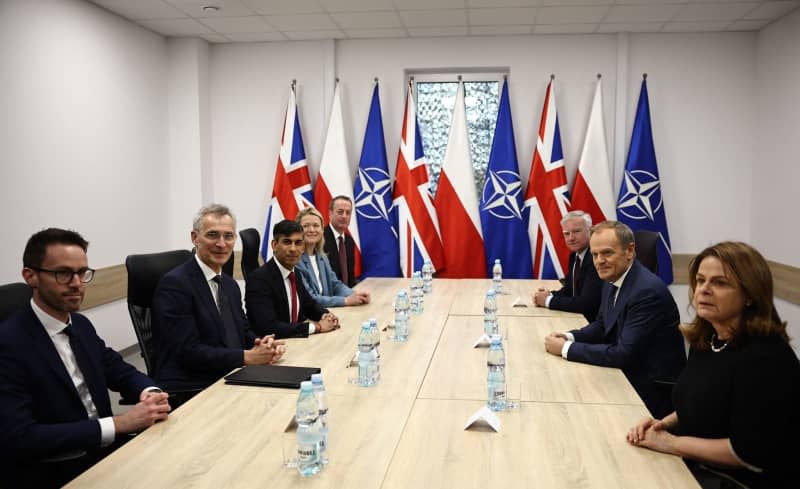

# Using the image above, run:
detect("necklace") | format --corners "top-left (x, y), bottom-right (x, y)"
top-left (710, 333), bottom-right (729, 353)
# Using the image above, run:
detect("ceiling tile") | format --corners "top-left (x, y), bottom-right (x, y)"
top-left (164, 0), bottom-right (255, 18)
top-left (469, 7), bottom-right (537, 25)
top-left (536, 6), bottom-right (610, 24)
top-left (596, 22), bottom-right (664, 32)
top-left (604, 4), bottom-right (682, 23)
top-left (470, 24), bottom-right (533, 34)
top-left (726, 18), bottom-right (771, 29)
top-left (533, 23), bottom-right (598, 34)
top-left (318, 0), bottom-right (395, 12)
top-left (330, 11), bottom-right (403, 28)
top-left (408, 26), bottom-right (469, 36)
top-left (138, 18), bottom-right (215, 35)
top-left (200, 33), bottom-right (231, 42)
top-left (242, 0), bottom-right (325, 15)
top-left (744, 1), bottom-right (800, 20)
top-left (345, 28), bottom-right (408, 38)
top-left (396, 0), bottom-right (468, 10)
top-left (265, 13), bottom-right (337, 30)
top-left (661, 20), bottom-right (730, 31)
top-left (224, 31), bottom-right (288, 41)
top-left (468, 0), bottom-right (538, 6)
top-left (673, 3), bottom-right (761, 22)
top-left (198, 16), bottom-right (274, 33)
top-left (91, 0), bottom-right (187, 20)
top-left (400, 9), bottom-right (469, 27)
top-left (284, 29), bottom-right (346, 40)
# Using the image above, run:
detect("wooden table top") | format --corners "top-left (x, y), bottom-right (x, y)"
top-left (66, 277), bottom-right (697, 489)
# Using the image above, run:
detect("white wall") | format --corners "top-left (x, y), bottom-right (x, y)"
top-left (0, 0), bottom-right (169, 348)
top-left (755, 9), bottom-right (800, 348)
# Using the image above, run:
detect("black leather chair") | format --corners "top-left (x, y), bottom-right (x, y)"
top-left (634, 230), bottom-right (659, 276)
top-left (125, 250), bottom-right (191, 377)
top-left (239, 228), bottom-right (261, 282)
top-left (222, 251), bottom-right (235, 278)
top-left (0, 282), bottom-right (32, 322)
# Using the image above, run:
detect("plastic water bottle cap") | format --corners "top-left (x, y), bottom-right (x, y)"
top-left (311, 373), bottom-right (323, 384)
top-left (300, 381), bottom-right (312, 391)
top-left (361, 323), bottom-right (370, 330)
top-left (487, 289), bottom-right (496, 296)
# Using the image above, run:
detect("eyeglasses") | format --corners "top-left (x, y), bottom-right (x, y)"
top-left (30, 267), bottom-right (95, 284)
top-left (203, 231), bottom-right (236, 243)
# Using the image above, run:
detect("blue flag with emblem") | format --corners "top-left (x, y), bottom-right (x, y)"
top-left (354, 82), bottom-right (400, 278)
top-left (480, 80), bottom-right (532, 278)
top-left (616, 78), bottom-right (673, 284)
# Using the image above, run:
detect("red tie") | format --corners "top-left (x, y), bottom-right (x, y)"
top-left (288, 271), bottom-right (298, 323)
top-left (338, 235), bottom-right (349, 285)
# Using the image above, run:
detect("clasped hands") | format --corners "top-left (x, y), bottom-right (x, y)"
top-left (532, 287), bottom-right (550, 307)
top-left (245, 334), bottom-right (286, 365)
top-left (114, 389), bottom-right (170, 434)
top-left (315, 312), bottom-right (340, 333)
top-left (626, 417), bottom-right (676, 454)
top-left (544, 332), bottom-right (568, 356)
top-left (344, 290), bottom-right (371, 306)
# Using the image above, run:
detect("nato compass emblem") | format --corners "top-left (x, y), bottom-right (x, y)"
top-left (355, 166), bottom-right (392, 221)
top-left (481, 169), bottom-right (523, 220)
top-left (617, 169), bottom-right (663, 221)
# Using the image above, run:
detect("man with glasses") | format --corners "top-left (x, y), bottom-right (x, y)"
top-left (151, 204), bottom-right (285, 403)
top-left (0, 228), bottom-right (171, 488)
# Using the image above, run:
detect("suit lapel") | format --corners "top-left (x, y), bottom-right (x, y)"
top-left (25, 307), bottom-right (80, 397)
top-left (268, 260), bottom-right (291, 320)
top-left (69, 317), bottom-right (112, 416)
top-left (187, 259), bottom-right (225, 333)
top-left (603, 263), bottom-right (638, 337)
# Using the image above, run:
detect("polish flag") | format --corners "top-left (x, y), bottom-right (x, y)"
top-left (433, 81), bottom-right (487, 278)
top-left (571, 78), bottom-right (615, 224)
top-left (313, 81), bottom-right (362, 274)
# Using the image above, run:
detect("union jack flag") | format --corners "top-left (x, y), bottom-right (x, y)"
top-left (523, 79), bottom-right (571, 279)
top-left (262, 84), bottom-right (314, 260)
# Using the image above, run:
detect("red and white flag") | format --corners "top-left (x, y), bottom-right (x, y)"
top-left (523, 79), bottom-right (571, 279)
top-left (571, 78), bottom-right (615, 224)
top-left (261, 86), bottom-right (314, 260)
top-left (313, 82), bottom-right (362, 274)
top-left (433, 81), bottom-right (487, 278)
top-left (392, 83), bottom-right (445, 277)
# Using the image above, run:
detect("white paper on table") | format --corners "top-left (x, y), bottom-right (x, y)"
top-left (511, 296), bottom-right (529, 308)
top-left (464, 405), bottom-right (501, 432)
top-left (472, 333), bottom-right (492, 348)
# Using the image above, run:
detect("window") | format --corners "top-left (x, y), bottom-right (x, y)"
top-left (412, 72), bottom-right (505, 197)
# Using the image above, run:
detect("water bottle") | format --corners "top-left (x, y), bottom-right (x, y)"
top-left (487, 335), bottom-right (506, 412)
top-left (296, 381), bottom-right (322, 476)
top-left (492, 258), bottom-right (503, 294)
top-left (422, 259), bottom-right (434, 294)
top-left (310, 373), bottom-right (329, 465)
top-left (410, 271), bottom-right (424, 314)
top-left (483, 289), bottom-right (498, 337)
top-left (394, 290), bottom-right (409, 342)
top-left (357, 323), bottom-right (376, 387)
top-left (368, 318), bottom-right (381, 382)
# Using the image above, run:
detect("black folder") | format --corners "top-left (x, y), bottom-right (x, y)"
top-left (224, 365), bottom-right (321, 389)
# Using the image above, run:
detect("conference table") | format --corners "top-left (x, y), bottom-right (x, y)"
top-left (67, 278), bottom-right (698, 489)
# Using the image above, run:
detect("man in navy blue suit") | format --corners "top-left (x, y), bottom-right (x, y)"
top-left (532, 210), bottom-right (603, 321)
top-left (152, 204), bottom-right (285, 398)
top-left (0, 228), bottom-right (171, 488)
top-left (544, 220), bottom-right (686, 418)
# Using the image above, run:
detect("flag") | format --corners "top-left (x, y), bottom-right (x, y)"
top-left (523, 79), bottom-right (571, 279)
top-left (617, 77), bottom-right (673, 284)
top-left (571, 78), bottom-right (615, 225)
top-left (261, 86), bottom-right (314, 260)
top-left (392, 82), bottom-right (445, 277)
top-left (434, 81), bottom-right (487, 278)
top-left (353, 82), bottom-right (400, 278)
top-left (313, 81), bottom-right (362, 276)
top-left (479, 79), bottom-right (532, 278)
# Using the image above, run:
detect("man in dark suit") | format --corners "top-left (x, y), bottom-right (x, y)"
top-left (152, 204), bottom-right (285, 396)
top-left (0, 228), bottom-right (171, 488)
top-left (533, 210), bottom-right (603, 321)
top-left (544, 220), bottom-right (686, 418)
top-left (323, 195), bottom-right (357, 287)
top-left (246, 220), bottom-right (340, 339)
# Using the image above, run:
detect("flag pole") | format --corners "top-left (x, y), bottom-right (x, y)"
top-left (597, 73), bottom-right (602, 80)
top-left (643, 73), bottom-right (647, 80)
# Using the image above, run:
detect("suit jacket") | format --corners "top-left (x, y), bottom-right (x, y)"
top-left (549, 249), bottom-right (603, 321)
top-left (152, 258), bottom-right (256, 391)
top-left (245, 258), bottom-right (328, 339)
top-left (296, 252), bottom-right (354, 308)
top-left (567, 260), bottom-right (686, 417)
top-left (323, 226), bottom-right (356, 287)
top-left (0, 304), bottom-right (152, 462)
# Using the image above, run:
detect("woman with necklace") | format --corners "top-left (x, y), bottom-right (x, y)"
top-left (627, 241), bottom-right (799, 488)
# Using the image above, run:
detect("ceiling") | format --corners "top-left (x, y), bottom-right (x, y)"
top-left (90, 0), bottom-right (800, 42)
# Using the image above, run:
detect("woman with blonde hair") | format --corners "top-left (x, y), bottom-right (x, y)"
top-left (294, 208), bottom-right (370, 308)
top-left (627, 241), bottom-right (799, 488)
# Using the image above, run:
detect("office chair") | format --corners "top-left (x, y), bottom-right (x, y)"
top-left (634, 230), bottom-right (660, 276)
top-left (222, 250), bottom-right (235, 277)
top-left (0, 282), bottom-right (32, 322)
top-left (239, 228), bottom-right (261, 282)
top-left (125, 250), bottom-right (192, 377)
